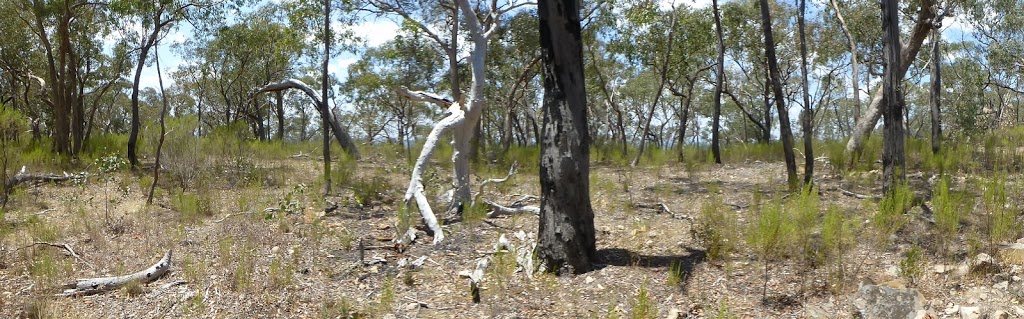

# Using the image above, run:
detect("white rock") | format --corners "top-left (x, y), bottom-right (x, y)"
top-left (959, 306), bottom-right (982, 319)
top-left (667, 308), bottom-right (682, 319)
top-left (995, 281), bottom-right (1010, 290)
top-left (585, 276), bottom-right (595, 284)
top-left (944, 304), bottom-right (960, 316)
top-left (989, 310), bottom-right (1009, 319)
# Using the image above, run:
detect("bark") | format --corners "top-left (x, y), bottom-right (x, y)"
top-left (711, 0), bottom-right (725, 164)
top-left (402, 103), bottom-right (465, 244)
top-left (881, 0), bottom-right (905, 193)
top-left (276, 91), bottom-right (285, 140)
top-left (760, 0), bottom-right (799, 190)
top-left (60, 250), bottom-right (172, 297)
top-left (322, 0), bottom-right (333, 193)
top-left (829, 0), bottom-right (862, 123)
top-left (537, 0), bottom-right (596, 274)
top-left (255, 79), bottom-right (360, 158)
top-left (930, 27), bottom-right (942, 154)
top-left (799, 0), bottom-right (814, 185)
top-left (845, 0), bottom-right (937, 163)
top-left (3, 167), bottom-right (82, 206)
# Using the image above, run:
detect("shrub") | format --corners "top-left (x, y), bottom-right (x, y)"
top-left (695, 190), bottom-right (739, 260)
top-left (871, 182), bottom-right (912, 246)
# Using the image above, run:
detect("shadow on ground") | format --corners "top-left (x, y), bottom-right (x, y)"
top-left (597, 247), bottom-right (706, 290)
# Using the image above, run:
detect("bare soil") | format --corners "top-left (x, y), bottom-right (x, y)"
top-left (1, 153), bottom-right (1022, 318)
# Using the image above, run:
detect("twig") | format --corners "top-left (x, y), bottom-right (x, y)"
top-left (18, 242), bottom-right (90, 268)
top-left (838, 188), bottom-right (879, 200)
top-left (402, 296), bottom-right (454, 310)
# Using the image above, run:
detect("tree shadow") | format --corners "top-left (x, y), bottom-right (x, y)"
top-left (596, 247), bottom-right (706, 291)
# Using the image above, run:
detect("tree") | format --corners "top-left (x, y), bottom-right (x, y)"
top-left (930, 18), bottom-right (942, 154)
top-left (844, 0), bottom-right (939, 165)
top-left (798, 0), bottom-right (813, 185)
top-left (758, 0), bottom-right (798, 190)
top-left (880, 0), bottom-right (904, 193)
top-left (537, 0), bottom-right (596, 274)
top-left (711, 0), bottom-right (725, 164)
top-left (124, 1), bottom-right (194, 168)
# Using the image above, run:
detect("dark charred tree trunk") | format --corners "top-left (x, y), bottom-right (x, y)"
top-left (881, 0), bottom-right (905, 193)
top-left (930, 27), bottom-right (942, 155)
top-left (759, 0), bottom-right (798, 190)
top-left (537, 0), bottom-right (596, 275)
top-left (711, 0), bottom-right (724, 164)
top-left (129, 9), bottom-right (168, 169)
top-left (798, 0), bottom-right (814, 185)
top-left (276, 91), bottom-right (285, 140)
top-left (321, 0), bottom-right (333, 194)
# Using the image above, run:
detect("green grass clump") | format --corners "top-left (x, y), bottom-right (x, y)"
top-left (871, 182), bottom-right (912, 246)
top-left (694, 190), bottom-right (739, 261)
top-left (628, 283), bottom-right (657, 319)
top-left (172, 190), bottom-right (214, 224)
top-left (983, 174), bottom-right (1018, 246)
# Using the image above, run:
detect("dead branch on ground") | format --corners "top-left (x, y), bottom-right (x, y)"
top-left (60, 250), bottom-right (173, 297)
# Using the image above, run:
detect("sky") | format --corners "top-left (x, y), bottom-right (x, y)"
top-left (132, 0), bottom-right (975, 102)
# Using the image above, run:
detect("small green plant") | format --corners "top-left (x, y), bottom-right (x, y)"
top-left (746, 197), bottom-right (793, 299)
top-left (628, 282), bottom-right (657, 319)
top-left (667, 261), bottom-right (687, 286)
top-left (268, 257), bottom-right (293, 290)
top-left (376, 275), bottom-right (396, 315)
top-left (319, 298), bottom-right (357, 319)
top-left (172, 190), bottom-right (213, 223)
top-left (694, 190), bottom-right (738, 260)
top-left (871, 182), bottom-right (912, 246)
top-left (898, 244), bottom-right (924, 285)
top-left (821, 206), bottom-right (857, 293)
top-left (932, 176), bottom-right (965, 257)
top-left (983, 174), bottom-right (1018, 245)
top-left (351, 174), bottom-right (392, 206)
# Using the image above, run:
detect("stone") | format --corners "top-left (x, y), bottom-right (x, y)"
top-left (989, 310), bottom-right (1010, 319)
top-left (995, 281), bottom-right (1010, 290)
top-left (667, 308), bottom-right (682, 319)
top-left (804, 305), bottom-right (832, 319)
top-left (852, 284), bottom-right (926, 319)
top-left (958, 306), bottom-right (981, 319)
top-left (943, 304), bottom-right (959, 316)
top-left (972, 253), bottom-right (997, 273)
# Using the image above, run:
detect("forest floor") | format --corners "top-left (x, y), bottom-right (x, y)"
top-left (1, 148), bottom-right (1024, 318)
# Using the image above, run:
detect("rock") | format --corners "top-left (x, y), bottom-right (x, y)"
top-left (972, 253), bottom-right (998, 273)
top-left (382, 314), bottom-right (396, 319)
top-left (1013, 306), bottom-right (1024, 317)
top-left (405, 302), bottom-right (420, 311)
top-left (852, 284), bottom-right (926, 319)
top-left (959, 306), bottom-right (981, 319)
top-left (585, 276), bottom-right (595, 284)
top-left (667, 308), bottom-right (681, 319)
top-left (886, 265), bottom-right (900, 277)
top-left (804, 305), bottom-right (832, 319)
top-left (934, 264), bottom-right (970, 276)
top-left (943, 304), bottom-right (960, 316)
top-left (994, 281), bottom-right (1009, 290)
top-left (912, 309), bottom-right (936, 319)
top-left (989, 310), bottom-right (1010, 319)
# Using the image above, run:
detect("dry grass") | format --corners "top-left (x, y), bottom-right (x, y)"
top-left (0, 146), bottom-right (1020, 318)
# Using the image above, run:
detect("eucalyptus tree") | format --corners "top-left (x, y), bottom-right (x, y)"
top-left (845, 0), bottom-right (941, 165)
top-left (537, 0), bottom-right (596, 274)
top-left (758, 0), bottom-right (798, 189)
top-left (880, 0), bottom-right (904, 193)
top-left (341, 33), bottom-right (444, 145)
top-left (12, 0), bottom-right (114, 155)
top-left (711, 0), bottom-right (725, 163)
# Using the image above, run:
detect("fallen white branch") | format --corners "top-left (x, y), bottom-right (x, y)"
top-left (60, 250), bottom-right (173, 297)
top-left (458, 257), bottom-right (490, 303)
top-left (395, 87), bottom-right (454, 107)
top-left (483, 200), bottom-right (540, 218)
top-left (4, 167), bottom-right (86, 204)
top-left (472, 161), bottom-right (518, 209)
top-left (839, 188), bottom-right (879, 200)
top-left (402, 103), bottom-right (465, 245)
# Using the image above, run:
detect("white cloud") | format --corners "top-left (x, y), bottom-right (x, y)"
top-left (344, 19), bottom-right (402, 47)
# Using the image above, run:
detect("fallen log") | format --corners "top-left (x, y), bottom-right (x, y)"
top-left (60, 250), bottom-right (173, 297)
top-left (3, 167), bottom-right (85, 205)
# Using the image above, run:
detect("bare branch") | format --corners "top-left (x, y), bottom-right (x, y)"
top-left (395, 86), bottom-right (454, 107)
top-left (60, 250), bottom-right (172, 297)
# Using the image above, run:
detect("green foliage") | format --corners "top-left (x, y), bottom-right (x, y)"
top-left (932, 176), bottom-right (964, 255)
top-left (172, 190), bottom-right (213, 224)
top-left (983, 173), bottom-right (1018, 245)
top-left (268, 257), bottom-right (294, 290)
top-left (694, 190), bottom-right (738, 260)
top-left (746, 198), bottom-right (792, 263)
top-left (351, 174), bottom-right (393, 206)
top-left (821, 206), bottom-right (857, 292)
top-left (376, 275), bottom-right (396, 315)
top-left (898, 244), bottom-right (924, 285)
top-left (871, 182), bottom-right (912, 246)
top-left (628, 283), bottom-right (657, 319)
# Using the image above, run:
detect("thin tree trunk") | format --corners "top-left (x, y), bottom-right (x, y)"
top-left (829, 0), bottom-right (862, 123)
top-left (845, 0), bottom-right (936, 164)
top-left (276, 91), bottom-right (285, 140)
top-left (930, 27), bottom-right (942, 154)
top-left (631, 13), bottom-right (676, 167)
top-left (881, 0), bottom-right (905, 193)
top-left (147, 44), bottom-right (169, 205)
top-left (759, 0), bottom-right (798, 190)
top-left (711, 0), bottom-right (725, 164)
top-left (538, 0), bottom-right (596, 274)
top-left (799, 0), bottom-right (814, 185)
top-left (321, 0), bottom-right (332, 194)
